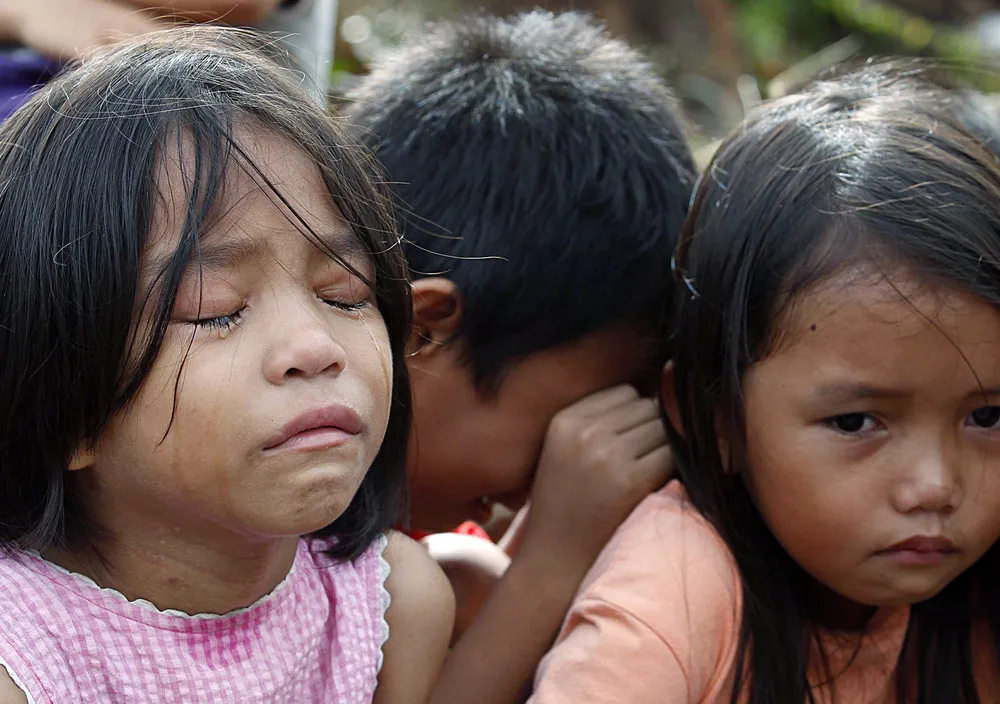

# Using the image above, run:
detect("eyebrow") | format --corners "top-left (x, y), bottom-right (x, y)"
top-left (155, 227), bottom-right (371, 278)
top-left (810, 383), bottom-right (1000, 405)
top-left (192, 236), bottom-right (267, 272)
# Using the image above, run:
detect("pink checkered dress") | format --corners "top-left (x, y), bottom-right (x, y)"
top-left (0, 535), bottom-right (391, 703)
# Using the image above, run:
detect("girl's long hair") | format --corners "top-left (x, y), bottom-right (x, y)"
top-left (0, 28), bottom-right (412, 560)
top-left (667, 67), bottom-right (1000, 702)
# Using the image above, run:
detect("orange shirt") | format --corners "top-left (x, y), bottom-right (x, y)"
top-left (530, 481), bottom-right (999, 703)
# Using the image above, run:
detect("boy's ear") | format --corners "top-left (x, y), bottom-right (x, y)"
top-left (67, 445), bottom-right (95, 471)
top-left (659, 361), bottom-right (682, 437)
top-left (409, 278), bottom-right (463, 357)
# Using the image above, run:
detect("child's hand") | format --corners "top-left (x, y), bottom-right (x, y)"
top-left (3, 0), bottom-right (164, 61)
top-left (523, 385), bottom-right (672, 569)
top-left (428, 389), bottom-right (671, 704)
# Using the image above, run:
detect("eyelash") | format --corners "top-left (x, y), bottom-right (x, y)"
top-left (824, 413), bottom-right (883, 436)
top-left (325, 299), bottom-right (369, 312)
top-left (189, 298), bottom-right (368, 334)
top-left (824, 407), bottom-right (1000, 436)
top-left (191, 308), bottom-right (245, 334)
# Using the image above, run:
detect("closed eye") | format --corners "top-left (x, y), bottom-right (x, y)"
top-left (187, 307), bottom-right (245, 334)
top-left (323, 298), bottom-right (369, 312)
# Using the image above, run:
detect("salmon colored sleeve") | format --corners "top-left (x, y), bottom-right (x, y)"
top-left (529, 485), bottom-right (743, 704)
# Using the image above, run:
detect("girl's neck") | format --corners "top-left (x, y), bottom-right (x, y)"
top-left (43, 519), bottom-right (300, 616)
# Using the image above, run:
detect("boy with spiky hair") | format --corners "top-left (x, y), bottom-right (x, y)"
top-left (347, 11), bottom-right (694, 700)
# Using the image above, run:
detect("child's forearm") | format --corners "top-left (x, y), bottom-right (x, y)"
top-left (120, 0), bottom-right (280, 25)
top-left (429, 536), bottom-right (592, 704)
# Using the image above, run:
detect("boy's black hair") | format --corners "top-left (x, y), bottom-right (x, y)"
top-left (0, 27), bottom-right (411, 560)
top-left (346, 10), bottom-right (696, 388)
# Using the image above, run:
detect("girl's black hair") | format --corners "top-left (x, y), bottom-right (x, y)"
top-left (0, 27), bottom-right (412, 561)
top-left (668, 66), bottom-right (1000, 702)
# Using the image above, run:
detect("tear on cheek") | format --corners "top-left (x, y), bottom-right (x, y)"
top-left (380, 346), bottom-right (393, 399)
top-left (358, 319), bottom-right (394, 396)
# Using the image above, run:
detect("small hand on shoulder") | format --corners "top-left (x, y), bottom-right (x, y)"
top-left (524, 383), bottom-right (673, 569)
top-left (427, 384), bottom-right (674, 704)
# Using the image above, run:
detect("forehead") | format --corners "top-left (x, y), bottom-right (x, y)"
top-left (144, 125), bottom-right (367, 273)
top-left (764, 266), bottom-right (1000, 380)
top-left (779, 267), bottom-right (960, 336)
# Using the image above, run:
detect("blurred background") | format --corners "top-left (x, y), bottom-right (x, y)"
top-left (328, 0), bottom-right (1000, 148)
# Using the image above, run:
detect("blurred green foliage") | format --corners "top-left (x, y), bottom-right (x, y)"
top-left (736, 0), bottom-right (997, 86)
top-left (332, 0), bottom-right (1000, 131)
top-left (736, 0), bottom-right (843, 76)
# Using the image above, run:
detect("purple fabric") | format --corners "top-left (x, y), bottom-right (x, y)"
top-left (0, 49), bottom-right (61, 121)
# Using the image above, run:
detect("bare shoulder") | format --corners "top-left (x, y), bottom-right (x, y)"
top-left (373, 531), bottom-right (455, 704)
top-left (0, 666), bottom-right (26, 704)
top-left (382, 530), bottom-right (456, 628)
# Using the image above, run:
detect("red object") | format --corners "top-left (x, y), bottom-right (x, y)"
top-left (399, 522), bottom-right (492, 543)
top-left (455, 521), bottom-right (492, 541)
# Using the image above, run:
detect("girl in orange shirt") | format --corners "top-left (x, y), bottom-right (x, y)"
top-left (532, 66), bottom-right (1000, 703)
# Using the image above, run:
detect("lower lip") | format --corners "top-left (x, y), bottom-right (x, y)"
top-left (264, 427), bottom-right (354, 455)
top-left (876, 549), bottom-right (957, 566)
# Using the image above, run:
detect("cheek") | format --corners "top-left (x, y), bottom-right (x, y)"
top-left (349, 317), bottom-right (394, 435)
top-left (486, 406), bottom-right (550, 488)
top-left (109, 339), bottom-right (246, 490)
top-left (959, 462), bottom-right (1000, 547)
top-left (743, 410), bottom-right (864, 555)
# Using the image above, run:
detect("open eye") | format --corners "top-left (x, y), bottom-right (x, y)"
top-left (825, 413), bottom-right (880, 435)
top-left (967, 406), bottom-right (1000, 431)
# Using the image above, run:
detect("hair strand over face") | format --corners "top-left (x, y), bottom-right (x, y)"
top-left (0, 27), bottom-right (412, 560)
top-left (667, 66), bottom-right (1000, 703)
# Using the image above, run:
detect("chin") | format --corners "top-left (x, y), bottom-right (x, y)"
top-left (256, 497), bottom-right (355, 538)
top-left (870, 582), bottom-right (952, 608)
top-left (267, 470), bottom-right (367, 534)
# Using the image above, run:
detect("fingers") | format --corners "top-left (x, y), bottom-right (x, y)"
top-left (620, 417), bottom-right (668, 459)
top-left (633, 445), bottom-right (674, 491)
top-left (565, 384), bottom-right (639, 417)
top-left (602, 396), bottom-right (660, 433)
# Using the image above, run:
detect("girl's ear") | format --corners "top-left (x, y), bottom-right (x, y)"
top-left (662, 361), bottom-right (734, 473)
top-left (409, 278), bottom-right (462, 358)
top-left (68, 445), bottom-right (95, 471)
top-left (659, 361), bottom-right (683, 436)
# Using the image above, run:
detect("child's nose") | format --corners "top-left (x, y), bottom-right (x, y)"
top-left (261, 307), bottom-right (348, 384)
top-left (890, 450), bottom-right (962, 516)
